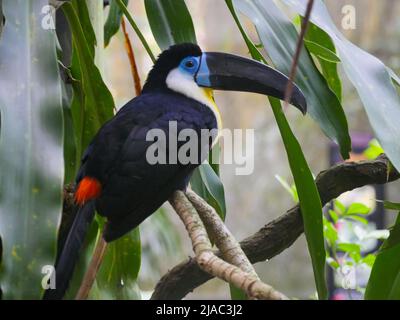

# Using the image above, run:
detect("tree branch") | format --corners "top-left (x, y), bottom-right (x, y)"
top-left (151, 154), bottom-right (399, 300)
top-left (169, 191), bottom-right (287, 300)
top-left (186, 189), bottom-right (259, 279)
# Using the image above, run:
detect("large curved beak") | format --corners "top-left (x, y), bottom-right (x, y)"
top-left (195, 52), bottom-right (307, 114)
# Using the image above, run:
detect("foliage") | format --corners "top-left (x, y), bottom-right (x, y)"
top-left (365, 213), bottom-right (400, 299)
top-left (0, 0), bottom-right (63, 299)
top-left (0, 0), bottom-right (399, 300)
top-left (229, 0), bottom-right (327, 299)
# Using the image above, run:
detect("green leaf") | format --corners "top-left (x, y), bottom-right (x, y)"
top-left (284, 0), bottom-right (400, 175)
top-left (225, 0), bottom-right (267, 63)
top-left (304, 39), bottom-right (340, 63)
top-left (0, 0), bottom-right (64, 298)
top-left (63, 1), bottom-right (115, 160)
top-left (270, 98), bottom-right (327, 299)
top-left (305, 23), bottom-right (342, 100)
top-left (92, 228), bottom-right (141, 299)
top-left (365, 214), bottom-right (400, 299)
top-left (363, 139), bottom-right (384, 160)
top-left (346, 215), bottom-right (368, 225)
top-left (337, 242), bottom-right (361, 254)
top-left (388, 67), bottom-right (400, 87)
top-left (326, 257), bottom-right (340, 269)
top-left (334, 199), bottom-right (345, 215)
top-left (229, 284), bottom-right (247, 300)
top-left (104, 0), bottom-right (128, 47)
top-left (229, 0), bottom-right (327, 299)
top-left (323, 217), bottom-right (338, 247)
top-left (361, 254), bottom-right (376, 268)
top-left (346, 203), bottom-right (370, 215)
top-left (234, 0), bottom-right (351, 159)
top-left (144, 0), bottom-right (197, 50)
top-left (275, 175), bottom-right (299, 203)
top-left (383, 201), bottom-right (400, 211)
top-left (191, 163), bottom-right (226, 220)
top-left (328, 210), bottom-right (338, 223)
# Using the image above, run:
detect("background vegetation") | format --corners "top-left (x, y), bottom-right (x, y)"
top-left (0, 0), bottom-right (399, 299)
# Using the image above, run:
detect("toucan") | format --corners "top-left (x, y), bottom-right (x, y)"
top-left (43, 43), bottom-right (306, 299)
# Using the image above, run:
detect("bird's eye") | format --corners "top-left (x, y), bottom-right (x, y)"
top-left (185, 60), bottom-right (195, 68)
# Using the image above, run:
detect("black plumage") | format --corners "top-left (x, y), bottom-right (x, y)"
top-left (44, 44), bottom-right (216, 299)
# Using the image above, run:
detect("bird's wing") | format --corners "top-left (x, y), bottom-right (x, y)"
top-left (76, 94), bottom-right (164, 184)
top-left (76, 93), bottom-right (214, 241)
top-left (98, 106), bottom-right (208, 241)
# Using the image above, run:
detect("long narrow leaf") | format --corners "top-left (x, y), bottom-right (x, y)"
top-left (63, 1), bottom-right (114, 161)
top-left (227, 0), bottom-right (327, 299)
top-left (0, 0), bottom-right (64, 299)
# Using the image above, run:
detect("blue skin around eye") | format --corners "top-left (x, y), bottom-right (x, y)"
top-left (179, 54), bottom-right (211, 87)
top-left (179, 56), bottom-right (200, 74)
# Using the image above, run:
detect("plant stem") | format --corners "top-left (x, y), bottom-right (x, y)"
top-left (75, 235), bottom-right (108, 300)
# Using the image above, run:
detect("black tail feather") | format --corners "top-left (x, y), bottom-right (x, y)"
top-left (43, 201), bottom-right (96, 300)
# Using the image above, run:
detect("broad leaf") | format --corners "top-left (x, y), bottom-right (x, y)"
top-left (144, 0), bottom-right (197, 50)
top-left (234, 0), bottom-right (351, 159)
top-left (284, 0), bottom-right (400, 174)
top-left (0, 0), bottom-right (64, 299)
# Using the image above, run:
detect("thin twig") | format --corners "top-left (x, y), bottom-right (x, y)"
top-left (169, 191), bottom-right (287, 300)
top-left (121, 17), bottom-right (142, 96)
top-left (75, 236), bottom-right (108, 300)
top-left (283, 0), bottom-right (314, 109)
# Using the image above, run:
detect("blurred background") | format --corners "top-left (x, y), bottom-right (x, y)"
top-left (102, 0), bottom-right (400, 299)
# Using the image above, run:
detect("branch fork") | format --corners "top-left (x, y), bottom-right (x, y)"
top-left (169, 190), bottom-right (287, 300)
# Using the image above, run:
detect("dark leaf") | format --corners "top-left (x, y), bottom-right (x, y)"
top-left (104, 0), bottom-right (128, 47)
top-left (144, 0), bottom-right (197, 50)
